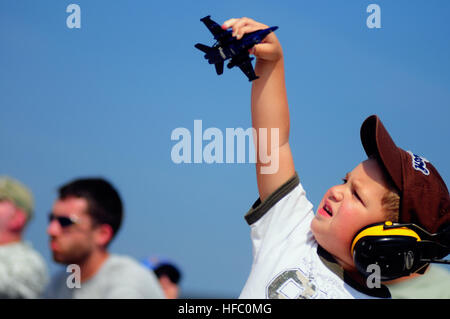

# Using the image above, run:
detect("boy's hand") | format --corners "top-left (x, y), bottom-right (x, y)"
top-left (222, 17), bottom-right (283, 63)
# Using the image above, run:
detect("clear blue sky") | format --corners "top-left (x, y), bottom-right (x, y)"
top-left (1, 0), bottom-right (449, 297)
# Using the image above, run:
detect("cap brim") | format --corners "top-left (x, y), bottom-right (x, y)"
top-left (360, 115), bottom-right (403, 192)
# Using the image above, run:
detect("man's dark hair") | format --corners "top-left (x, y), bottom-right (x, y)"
top-left (58, 177), bottom-right (123, 241)
top-left (154, 264), bottom-right (182, 284)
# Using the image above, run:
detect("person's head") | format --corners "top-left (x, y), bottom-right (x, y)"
top-left (142, 257), bottom-right (182, 299)
top-left (311, 157), bottom-right (397, 270)
top-left (0, 177), bottom-right (34, 242)
top-left (47, 177), bottom-right (123, 265)
top-left (311, 115), bottom-right (449, 274)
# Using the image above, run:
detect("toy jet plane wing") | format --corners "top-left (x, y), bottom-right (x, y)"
top-left (199, 16), bottom-right (229, 41)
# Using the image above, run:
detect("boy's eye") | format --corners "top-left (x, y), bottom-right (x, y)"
top-left (353, 190), bottom-right (365, 206)
top-left (342, 177), bottom-right (364, 205)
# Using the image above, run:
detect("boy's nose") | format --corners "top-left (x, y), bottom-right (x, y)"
top-left (329, 185), bottom-right (344, 202)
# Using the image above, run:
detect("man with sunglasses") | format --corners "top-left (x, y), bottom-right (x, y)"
top-left (0, 176), bottom-right (48, 298)
top-left (43, 177), bottom-right (164, 298)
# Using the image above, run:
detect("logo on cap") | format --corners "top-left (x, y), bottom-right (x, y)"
top-left (407, 151), bottom-right (430, 176)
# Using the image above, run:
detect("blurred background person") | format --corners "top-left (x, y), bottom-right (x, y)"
top-left (386, 264), bottom-right (450, 299)
top-left (0, 176), bottom-right (48, 298)
top-left (142, 256), bottom-right (182, 299)
top-left (43, 177), bottom-right (164, 298)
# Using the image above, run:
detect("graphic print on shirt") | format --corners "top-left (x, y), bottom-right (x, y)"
top-left (266, 268), bottom-right (318, 299)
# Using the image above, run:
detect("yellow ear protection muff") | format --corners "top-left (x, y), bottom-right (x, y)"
top-left (351, 222), bottom-right (450, 281)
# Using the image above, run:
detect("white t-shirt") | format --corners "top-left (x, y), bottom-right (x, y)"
top-left (239, 173), bottom-right (390, 299)
top-left (43, 254), bottom-right (164, 299)
top-left (0, 241), bottom-right (49, 299)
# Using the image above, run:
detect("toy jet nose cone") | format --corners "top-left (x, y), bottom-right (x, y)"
top-left (258, 26), bottom-right (278, 36)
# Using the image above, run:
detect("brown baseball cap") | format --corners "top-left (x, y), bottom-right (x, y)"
top-left (360, 115), bottom-right (450, 234)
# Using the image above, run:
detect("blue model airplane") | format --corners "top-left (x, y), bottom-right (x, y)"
top-left (195, 16), bottom-right (278, 81)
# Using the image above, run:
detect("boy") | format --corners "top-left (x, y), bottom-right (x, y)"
top-left (221, 17), bottom-right (450, 298)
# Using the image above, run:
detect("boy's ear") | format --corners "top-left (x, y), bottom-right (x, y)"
top-left (94, 224), bottom-right (114, 247)
top-left (8, 209), bottom-right (27, 232)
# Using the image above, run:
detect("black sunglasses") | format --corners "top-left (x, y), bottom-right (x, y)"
top-left (48, 213), bottom-right (80, 228)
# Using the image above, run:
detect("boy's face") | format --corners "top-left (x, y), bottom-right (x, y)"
top-left (311, 158), bottom-right (390, 271)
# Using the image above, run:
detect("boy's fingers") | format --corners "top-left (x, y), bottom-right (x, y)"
top-left (223, 17), bottom-right (272, 43)
top-left (235, 25), bottom-right (261, 39)
top-left (232, 17), bottom-right (252, 30)
top-left (252, 42), bottom-right (280, 61)
top-left (233, 17), bottom-right (260, 35)
top-left (222, 18), bottom-right (238, 29)
top-left (224, 17), bottom-right (263, 35)
top-left (251, 43), bottom-right (262, 57)
top-left (229, 18), bottom-right (248, 37)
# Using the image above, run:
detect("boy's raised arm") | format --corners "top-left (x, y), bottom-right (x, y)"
top-left (223, 17), bottom-right (295, 201)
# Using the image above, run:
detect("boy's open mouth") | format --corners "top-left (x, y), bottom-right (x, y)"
top-left (323, 203), bottom-right (333, 216)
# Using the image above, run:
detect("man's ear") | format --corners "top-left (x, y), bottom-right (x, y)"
top-left (94, 224), bottom-right (114, 247)
top-left (8, 209), bottom-right (27, 232)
